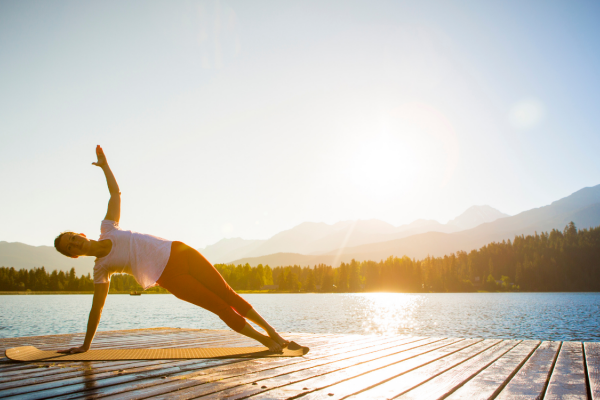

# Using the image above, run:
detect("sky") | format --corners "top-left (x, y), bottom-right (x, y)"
top-left (1, 0), bottom-right (599, 248)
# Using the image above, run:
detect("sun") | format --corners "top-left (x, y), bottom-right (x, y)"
top-left (339, 103), bottom-right (459, 196)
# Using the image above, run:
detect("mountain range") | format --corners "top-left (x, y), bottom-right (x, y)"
top-left (201, 205), bottom-right (509, 263)
top-left (2, 184), bottom-right (599, 274)
top-left (229, 184), bottom-right (600, 267)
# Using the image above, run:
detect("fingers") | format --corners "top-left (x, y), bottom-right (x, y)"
top-left (67, 348), bottom-right (82, 354)
top-left (96, 145), bottom-right (105, 158)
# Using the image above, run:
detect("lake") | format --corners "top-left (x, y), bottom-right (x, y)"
top-left (1, 292), bottom-right (599, 341)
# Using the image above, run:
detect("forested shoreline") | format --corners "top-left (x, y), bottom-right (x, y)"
top-left (1, 223), bottom-right (599, 293)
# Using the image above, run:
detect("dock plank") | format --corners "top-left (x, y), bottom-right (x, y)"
top-left (0, 328), bottom-right (229, 361)
top-left (446, 340), bottom-right (539, 400)
top-left (586, 342), bottom-right (600, 400)
top-left (544, 341), bottom-right (588, 400)
top-left (0, 331), bottom-right (303, 388)
top-left (495, 341), bottom-right (560, 400)
top-left (396, 340), bottom-right (521, 400)
top-left (0, 333), bottom-right (325, 400)
top-left (182, 337), bottom-right (447, 400)
top-left (0, 329), bottom-right (197, 375)
top-left (0, 334), bottom-right (266, 384)
top-left (0, 332), bottom-right (306, 382)
top-left (249, 338), bottom-right (478, 400)
top-left (0, 328), bottom-right (241, 354)
top-left (340, 340), bottom-right (500, 400)
top-left (48, 333), bottom-right (357, 400)
top-left (110, 335), bottom-right (427, 400)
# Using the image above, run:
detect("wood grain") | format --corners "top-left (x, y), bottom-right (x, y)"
top-left (586, 342), bottom-right (600, 400)
top-left (396, 340), bottom-right (520, 400)
top-left (342, 340), bottom-right (500, 400)
top-left (544, 341), bottom-right (587, 400)
top-left (260, 339), bottom-right (480, 400)
top-left (496, 341), bottom-right (560, 400)
top-left (445, 340), bottom-right (539, 400)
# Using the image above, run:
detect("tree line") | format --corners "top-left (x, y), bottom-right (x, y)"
top-left (0, 267), bottom-right (166, 293)
top-left (2, 223), bottom-right (599, 293)
top-left (224, 222), bottom-right (600, 292)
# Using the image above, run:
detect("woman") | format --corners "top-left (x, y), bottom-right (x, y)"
top-left (56, 146), bottom-right (289, 354)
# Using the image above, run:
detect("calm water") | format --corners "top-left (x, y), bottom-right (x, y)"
top-left (1, 293), bottom-right (599, 341)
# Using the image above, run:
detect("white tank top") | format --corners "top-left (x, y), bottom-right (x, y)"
top-left (93, 220), bottom-right (172, 289)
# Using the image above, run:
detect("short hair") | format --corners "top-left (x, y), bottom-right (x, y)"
top-left (54, 232), bottom-right (77, 258)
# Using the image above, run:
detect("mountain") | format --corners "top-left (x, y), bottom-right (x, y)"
top-left (245, 219), bottom-right (404, 258)
top-left (200, 238), bottom-right (266, 264)
top-left (447, 205), bottom-right (509, 230)
top-left (0, 242), bottom-right (95, 276)
top-left (303, 219), bottom-right (455, 255)
top-left (199, 222), bottom-right (345, 263)
top-left (230, 185), bottom-right (600, 266)
top-left (210, 205), bottom-right (505, 263)
top-left (240, 221), bottom-right (350, 257)
top-left (203, 220), bottom-right (397, 263)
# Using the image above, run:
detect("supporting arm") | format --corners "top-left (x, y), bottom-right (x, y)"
top-left (58, 282), bottom-right (109, 354)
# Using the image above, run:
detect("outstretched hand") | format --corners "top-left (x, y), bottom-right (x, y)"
top-left (57, 345), bottom-right (89, 354)
top-left (92, 145), bottom-right (107, 168)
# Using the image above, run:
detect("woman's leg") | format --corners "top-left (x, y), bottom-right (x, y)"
top-left (244, 308), bottom-right (289, 347)
top-left (158, 243), bottom-right (288, 350)
top-left (158, 271), bottom-right (285, 351)
top-left (180, 244), bottom-right (289, 347)
top-left (238, 323), bottom-right (284, 351)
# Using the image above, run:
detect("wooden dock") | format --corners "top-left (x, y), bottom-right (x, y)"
top-left (0, 328), bottom-right (598, 399)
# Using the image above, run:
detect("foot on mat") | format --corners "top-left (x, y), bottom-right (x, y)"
top-left (286, 341), bottom-right (310, 355)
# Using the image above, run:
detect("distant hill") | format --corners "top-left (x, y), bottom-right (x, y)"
top-left (446, 205), bottom-right (509, 230)
top-left (202, 220), bottom-right (401, 263)
top-left (204, 205), bottom-right (507, 263)
top-left (229, 185), bottom-right (600, 266)
top-left (0, 242), bottom-right (95, 276)
top-left (201, 238), bottom-right (265, 264)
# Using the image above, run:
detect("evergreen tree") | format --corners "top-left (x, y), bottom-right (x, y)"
top-left (304, 270), bottom-right (316, 292)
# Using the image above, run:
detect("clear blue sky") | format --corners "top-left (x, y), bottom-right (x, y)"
top-left (1, 0), bottom-right (599, 248)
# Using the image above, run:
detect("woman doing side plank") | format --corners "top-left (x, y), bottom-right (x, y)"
top-left (55, 146), bottom-right (289, 354)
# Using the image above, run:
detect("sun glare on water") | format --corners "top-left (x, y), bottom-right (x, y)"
top-left (351, 293), bottom-right (425, 335)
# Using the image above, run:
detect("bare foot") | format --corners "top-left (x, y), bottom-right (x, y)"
top-left (268, 330), bottom-right (289, 348)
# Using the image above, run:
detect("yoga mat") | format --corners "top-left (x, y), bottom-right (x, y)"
top-left (5, 342), bottom-right (309, 362)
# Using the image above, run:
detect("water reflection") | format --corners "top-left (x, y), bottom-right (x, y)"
top-left (1, 292), bottom-right (599, 341)
top-left (350, 293), bottom-right (423, 335)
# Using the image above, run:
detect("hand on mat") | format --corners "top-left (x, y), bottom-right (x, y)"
top-left (58, 345), bottom-right (89, 354)
top-left (264, 339), bottom-right (283, 353)
top-left (92, 145), bottom-right (107, 168)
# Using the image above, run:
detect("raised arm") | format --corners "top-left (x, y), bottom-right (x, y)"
top-left (58, 282), bottom-right (109, 353)
top-left (93, 145), bottom-right (121, 223)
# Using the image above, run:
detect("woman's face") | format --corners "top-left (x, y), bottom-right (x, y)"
top-left (58, 233), bottom-right (91, 257)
